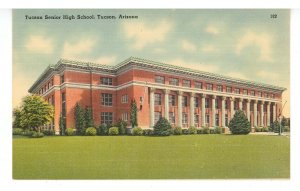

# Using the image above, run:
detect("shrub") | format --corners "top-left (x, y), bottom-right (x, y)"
top-left (108, 127), bottom-right (119, 136)
top-left (22, 130), bottom-right (35, 137)
top-left (65, 128), bottom-right (75, 136)
top-left (116, 120), bottom-right (127, 135)
top-left (12, 128), bottom-right (23, 135)
top-left (255, 127), bottom-right (261, 132)
top-left (42, 129), bottom-right (55, 136)
top-left (85, 127), bottom-right (97, 136)
top-left (182, 129), bottom-right (189, 135)
top-left (98, 123), bottom-right (108, 135)
top-left (202, 127), bottom-right (210, 134)
top-left (143, 129), bottom-right (154, 136)
top-left (132, 127), bottom-right (143, 136)
top-left (262, 127), bottom-right (269, 132)
top-left (284, 126), bottom-right (290, 132)
top-left (214, 127), bottom-right (222, 134)
top-left (197, 128), bottom-right (203, 134)
top-left (31, 132), bottom-right (44, 138)
top-left (153, 117), bottom-right (172, 136)
top-left (188, 126), bottom-right (197, 134)
top-left (228, 110), bottom-right (251, 135)
top-left (173, 127), bottom-right (182, 135)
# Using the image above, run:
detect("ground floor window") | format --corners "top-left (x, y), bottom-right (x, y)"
top-left (154, 112), bottom-right (162, 124)
top-left (205, 114), bottom-right (210, 126)
top-left (182, 113), bottom-right (188, 124)
top-left (225, 114), bottom-right (228, 126)
top-left (194, 114), bottom-right (199, 125)
top-left (215, 114), bottom-right (219, 126)
top-left (121, 112), bottom-right (128, 122)
top-left (101, 112), bottom-right (113, 125)
top-left (169, 112), bottom-right (175, 124)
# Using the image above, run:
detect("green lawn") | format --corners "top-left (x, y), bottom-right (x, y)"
top-left (13, 135), bottom-right (290, 179)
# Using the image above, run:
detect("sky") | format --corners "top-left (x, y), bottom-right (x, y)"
top-left (13, 9), bottom-right (290, 117)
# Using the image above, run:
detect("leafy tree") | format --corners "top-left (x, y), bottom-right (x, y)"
top-left (84, 107), bottom-right (94, 128)
top-left (116, 119), bottom-right (127, 135)
top-left (130, 99), bottom-right (138, 128)
top-left (271, 120), bottom-right (280, 133)
top-left (13, 108), bottom-right (23, 129)
top-left (153, 117), bottom-right (172, 136)
top-left (98, 123), bottom-right (108, 135)
top-left (281, 116), bottom-right (288, 127)
top-left (74, 103), bottom-right (85, 135)
top-left (228, 110), bottom-right (251, 135)
top-left (19, 95), bottom-right (54, 131)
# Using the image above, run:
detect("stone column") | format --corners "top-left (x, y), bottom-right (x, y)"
top-left (246, 99), bottom-right (250, 121)
top-left (260, 101), bottom-right (264, 126)
top-left (164, 89), bottom-right (169, 122)
top-left (201, 94), bottom-right (206, 127)
top-left (230, 97), bottom-right (235, 119)
top-left (178, 91), bottom-right (183, 127)
top-left (211, 95), bottom-right (216, 127)
top-left (221, 96), bottom-right (226, 127)
top-left (190, 92), bottom-right (195, 127)
top-left (150, 87), bottom-right (155, 128)
top-left (239, 98), bottom-right (243, 110)
top-left (253, 100), bottom-right (258, 127)
top-left (273, 103), bottom-right (277, 122)
top-left (266, 102), bottom-right (270, 126)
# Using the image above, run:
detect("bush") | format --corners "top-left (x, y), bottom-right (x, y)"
top-left (202, 127), bottom-right (210, 134)
top-left (116, 120), bottom-right (127, 135)
top-left (228, 110), bottom-right (251, 135)
top-left (108, 127), bottom-right (119, 136)
top-left (262, 127), bottom-right (269, 132)
top-left (284, 126), bottom-right (290, 132)
top-left (214, 127), bottom-right (222, 134)
top-left (143, 129), bottom-right (154, 136)
top-left (31, 132), bottom-right (44, 138)
top-left (98, 123), bottom-right (108, 135)
top-left (197, 128), bottom-right (203, 134)
top-left (173, 127), bottom-right (182, 135)
top-left (85, 127), bottom-right (97, 136)
top-left (153, 117), bottom-right (172, 136)
top-left (182, 129), bottom-right (189, 135)
top-left (188, 126), bottom-right (197, 134)
top-left (65, 128), bottom-right (75, 136)
top-left (22, 130), bottom-right (35, 137)
top-left (132, 127), bottom-right (143, 136)
top-left (13, 128), bottom-right (23, 135)
top-left (42, 129), bottom-right (55, 136)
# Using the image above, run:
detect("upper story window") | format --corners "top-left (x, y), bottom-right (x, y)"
top-left (215, 99), bottom-right (219, 109)
top-left (265, 93), bottom-right (269, 98)
top-left (226, 86), bottom-right (232, 93)
top-left (60, 75), bottom-right (64, 84)
top-left (121, 94), bottom-right (128, 103)
top-left (182, 96), bottom-right (188, 107)
top-left (101, 77), bottom-right (113, 85)
top-left (195, 81), bottom-right (202, 89)
top-left (250, 90), bottom-right (255, 96)
top-left (154, 93), bottom-right (162, 105)
top-left (169, 95), bottom-right (176, 106)
top-left (154, 112), bottom-right (162, 124)
top-left (206, 83), bottom-right (213, 91)
top-left (217, 85), bottom-right (223, 92)
top-left (101, 93), bottom-right (113, 106)
top-left (169, 78), bottom-right (179, 86)
top-left (258, 92), bottom-right (262, 97)
top-left (243, 89), bottom-right (248, 95)
top-left (234, 88), bottom-right (240, 94)
top-left (194, 97), bottom-right (199, 107)
top-left (155, 76), bottom-right (165, 84)
top-left (182, 113), bottom-right (188, 124)
top-left (169, 112), bottom-right (175, 124)
top-left (182, 80), bottom-right (191, 87)
top-left (205, 98), bottom-right (209, 108)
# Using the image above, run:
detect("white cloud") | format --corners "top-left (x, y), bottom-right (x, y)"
top-left (256, 70), bottom-right (279, 80)
top-left (153, 48), bottom-right (167, 54)
top-left (236, 31), bottom-right (273, 62)
top-left (62, 38), bottom-right (97, 59)
top-left (181, 40), bottom-right (197, 52)
top-left (201, 44), bottom-right (217, 53)
top-left (205, 25), bottom-right (219, 35)
top-left (122, 20), bottom-right (172, 50)
top-left (226, 72), bottom-right (248, 80)
top-left (25, 35), bottom-right (53, 54)
top-left (94, 56), bottom-right (117, 65)
top-left (167, 58), bottom-right (219, 73)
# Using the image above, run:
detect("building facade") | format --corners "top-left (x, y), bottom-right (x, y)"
top-left (29, 57), bottom-right (286, 133)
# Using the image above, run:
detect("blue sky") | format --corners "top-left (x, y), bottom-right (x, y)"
top-left (13, 9), bottom-right (290, 116)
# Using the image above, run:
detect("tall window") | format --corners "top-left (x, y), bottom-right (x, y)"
top-left (225, 114), bottom-right (228, 126)
top-left (121, 112), bottom-right (128, 121)
top-left (169, 95), bottom-right (176, 106)
top-left (258, 92), bottom-right (262, 97)
top-left (102, 93), bottom-right (112, 106)
top-left (205, 98), bottom-right (209, 108)
top-left (60, 74), bottom-right (64, 84)
top-left (225, 100), bottom-right (228, 109)
top-left (250, 90), bottom-right (255, 96)
top-left (61, 92), bottom-right (66, 117)
top-left (226, 86), bottom-right (232, 93)
top-left (215, 114), bottom-right (219, 126)
top-left (195, 81), bottom-right (202, 89)
top-left (154, 112), bottom-right (162, 124)
top-left (155, 93), bottom-right (162, 105)
top-left (194, 97), bottom-right (199, 107)
top-left (265, 93), bottom-right (269, 98)
top-left (206, 83), bottom-right (213, 90)
top-left (243, 89), bottom-right (248, 95)
top-left (215, 99), bottom-right (219, 109)
top-left (121, 94), bottom-right (128, 103)
top-left (217, 85), bottom-right (223, 92)
top-left (182, 96), bottom-right (188, 107)
top-left (234, 100), bottom-right (238, 110)
top-left (182, 80), bottom-right (191, 87)
top-left (101, 112), bottom-right (113, 125)
top-left (182, 113), bottom-right (188, 124)
top-left (205, 114), bottom-right (210, 125)
top-left (155, 76), bottom-right (165, 84)
top-left (101, 77), bottom-right (113, 85)
top-left (169, 112), bottom-right (175, 124)
top-left (194, 114), bottom-right (199, 125)
top-left (169, 78), bottom-right (179, 86)
top-left (234, 88), bottom-right (240, 94)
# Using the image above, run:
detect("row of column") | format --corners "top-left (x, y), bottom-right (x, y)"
top-left (149, 88), bottom-right (277, 128)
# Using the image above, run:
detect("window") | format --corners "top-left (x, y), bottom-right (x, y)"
top-left (270, 94), bottom-right (274, 98)
top-left (51, 79), bottom-right (54, 86)
top-left (121, 112), bottom-right (128, 121)
top-left (225, 114), bottom-right (228, 126)
top-left (102, 93), bottom-right (112, 106)
top-left (225, 100), bottom-right (228, 109)
top-left (194, 114), bottom-right (199, 124)
top-left (234, 100), bottom-right (238, 110)
top-left (182, 80), bottom-right (191, 87)
top-left (206, 83), bottom-right (213, 90)
top-left (182, 96), bottom-right (188, 107)
top-left (265, 93), bottom-right (269, 98)
top-left (169, 78), bottom-right (179, 86)
top-left (243, 89), bottom-right (248, 95)
top-left (155, 76), bottom-right (165, 84)
top-left (60, 74), bottom-right (64, 84)
top-left (182, 113), bottom-right (188, 124)
top-left (250, 90), bottom-right (255, 96)
top-left (215, 99), bottom-right (219, 109)
top-left (205, 98), bottom-right (209, 108)
top-left (169, 95), bottom-right (176, 106)
top-left (169, 112), bottom-right (175, 124)
top-left (234, 88), bottom-right (240, 94)
top-left (215, 114), bottom-right (219, 126)
top-left (101, 112), bottom-right (113, 125)
top-left (61, 92), bottom-right (66, 117)
top-left (226, 86), bottom-right (232, 93)
top-left (195, 81), bottom-right (202, 89)
top-left (154, 112), bottom-right (162, 124)
top-left (121, 95), bottom-right (128, 103)
top-left (250, 104), bottom-right (254, 111)
top-left (194, 97), bottom-right (199, 107)
top-left (258, 92), bottom-right (262, 97)
top-left (101, 77), bottom-right (113, 85)
top-left (217, 85), bottom-right (223, 92)
top-left (205, 114), bottom-right (210, 125)
top-left (48, 82), bottom-right (50, 89)
top-left (155, 93), bottom-right (162, 105)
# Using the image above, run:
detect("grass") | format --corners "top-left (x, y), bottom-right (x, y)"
top-left (13, 135), bottom-right (290, 179)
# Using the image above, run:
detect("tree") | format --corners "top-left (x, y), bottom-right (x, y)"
top-left (84, 107), bottom-right (94, 128)
top-left (59, 113), bottom-right (65, 136)
top-left (228, 110), bottom-right (251, 135)
top-left (271, 120), bottom-right (280, 133)
top-left (74, 103), bottom-right (85, 135)
top-left (281, 116), bottom-right (288, 127)
top-left (130, 99), bottom-right (138, 128)
top-left (13, 108), bottom-right (23, 129)
top-left (19, 95), bottom-right (54, 131)
top-left (153, 117), bottom-right (172, 136)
